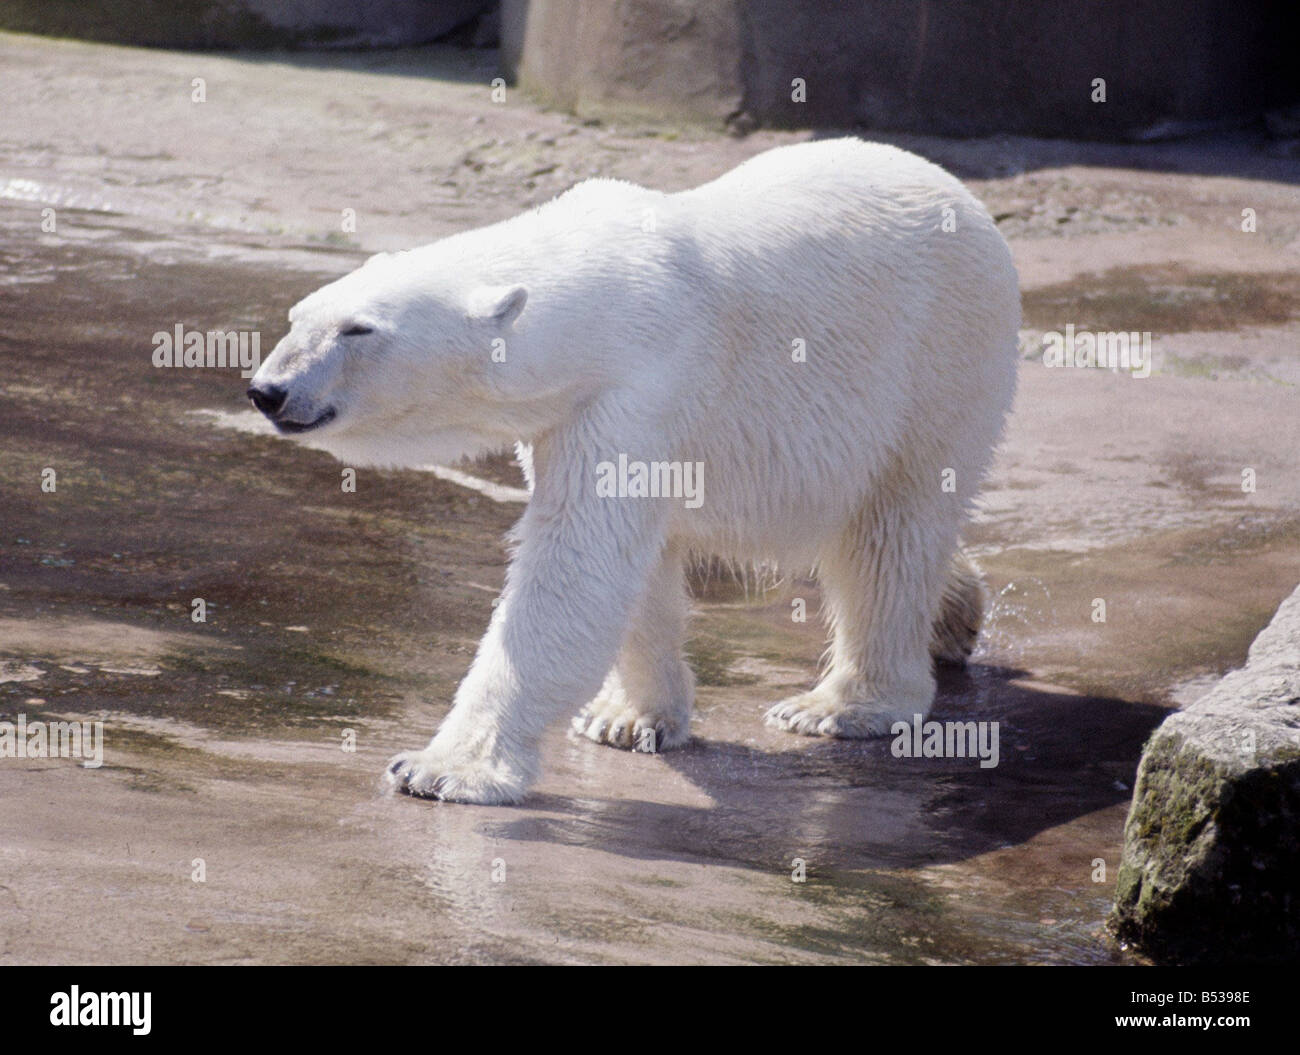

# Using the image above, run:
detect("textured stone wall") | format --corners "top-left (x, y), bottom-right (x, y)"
top-left (502, 0), bottom-right (1298, 140)
top-left (0, 0), bottom-right (495, 49)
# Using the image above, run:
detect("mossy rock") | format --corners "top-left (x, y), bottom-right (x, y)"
top-left (1109, 584), bottom-right (1300, 964)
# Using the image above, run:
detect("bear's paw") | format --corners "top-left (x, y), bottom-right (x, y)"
top-left (571, 696), bottom-right (691, 754)
top-left (385, 748), bottom-right (527, 805)
top-left (764, 690), bottom-right (929, 740)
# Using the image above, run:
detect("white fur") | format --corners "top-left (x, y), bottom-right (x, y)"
top-left (251, 138), bottom-right (1020, 805)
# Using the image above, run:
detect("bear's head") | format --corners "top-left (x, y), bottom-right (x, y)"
top-left (247, 250), bottom-right (536, 468)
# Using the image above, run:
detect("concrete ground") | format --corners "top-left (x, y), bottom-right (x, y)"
top-left (1, 32), bottom-right (1298, 963)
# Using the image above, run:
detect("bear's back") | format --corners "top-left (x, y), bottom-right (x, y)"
top-left (676, 138), bottom-right (1004, 276)
top-left (652, 140), bottom-right (1020, 556)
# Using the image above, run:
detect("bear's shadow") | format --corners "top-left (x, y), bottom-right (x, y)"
top-left (483, 663), bottom-right (1168, 873)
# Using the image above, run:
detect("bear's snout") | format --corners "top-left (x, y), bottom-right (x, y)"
top-left (247, 382), bottom-right (288, 418)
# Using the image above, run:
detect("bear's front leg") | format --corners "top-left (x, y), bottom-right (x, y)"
top-left (571, 541), bottom-right (694, 753)
top-left (386, 473), bottom-right (668, 805)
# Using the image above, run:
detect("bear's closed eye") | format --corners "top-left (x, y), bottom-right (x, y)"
top-left (340, 323), bottom-right (373, 336)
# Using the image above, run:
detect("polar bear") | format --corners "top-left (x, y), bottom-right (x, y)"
top-left (248, 138), bottom-right (1019, 805)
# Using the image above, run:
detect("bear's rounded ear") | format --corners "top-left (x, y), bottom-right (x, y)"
top-left (467, 285), bottom-right (528, 327)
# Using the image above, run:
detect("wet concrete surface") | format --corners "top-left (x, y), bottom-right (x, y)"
top-left (2, 33), bottom-right (1299, 964)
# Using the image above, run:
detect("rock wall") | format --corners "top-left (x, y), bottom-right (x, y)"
top-left (0, 0), bottom-right (495, 49)
top-left (501, 0), bottom-right (1298, 140)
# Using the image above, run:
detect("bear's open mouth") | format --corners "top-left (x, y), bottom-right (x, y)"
top-left (275, 407), bottom-right (336, 434)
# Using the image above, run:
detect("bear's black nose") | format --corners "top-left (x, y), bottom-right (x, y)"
top-left (247, 383), bottom-right (287, 417)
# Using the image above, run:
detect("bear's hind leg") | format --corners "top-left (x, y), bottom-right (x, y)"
top-left (572, 543), bottom-right (695, 753)
top-left (765, 491), bottom-right (952, 738)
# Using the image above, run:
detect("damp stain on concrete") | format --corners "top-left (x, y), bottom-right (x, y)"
top-left (1021, 264), bottom-right (1300, 335)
